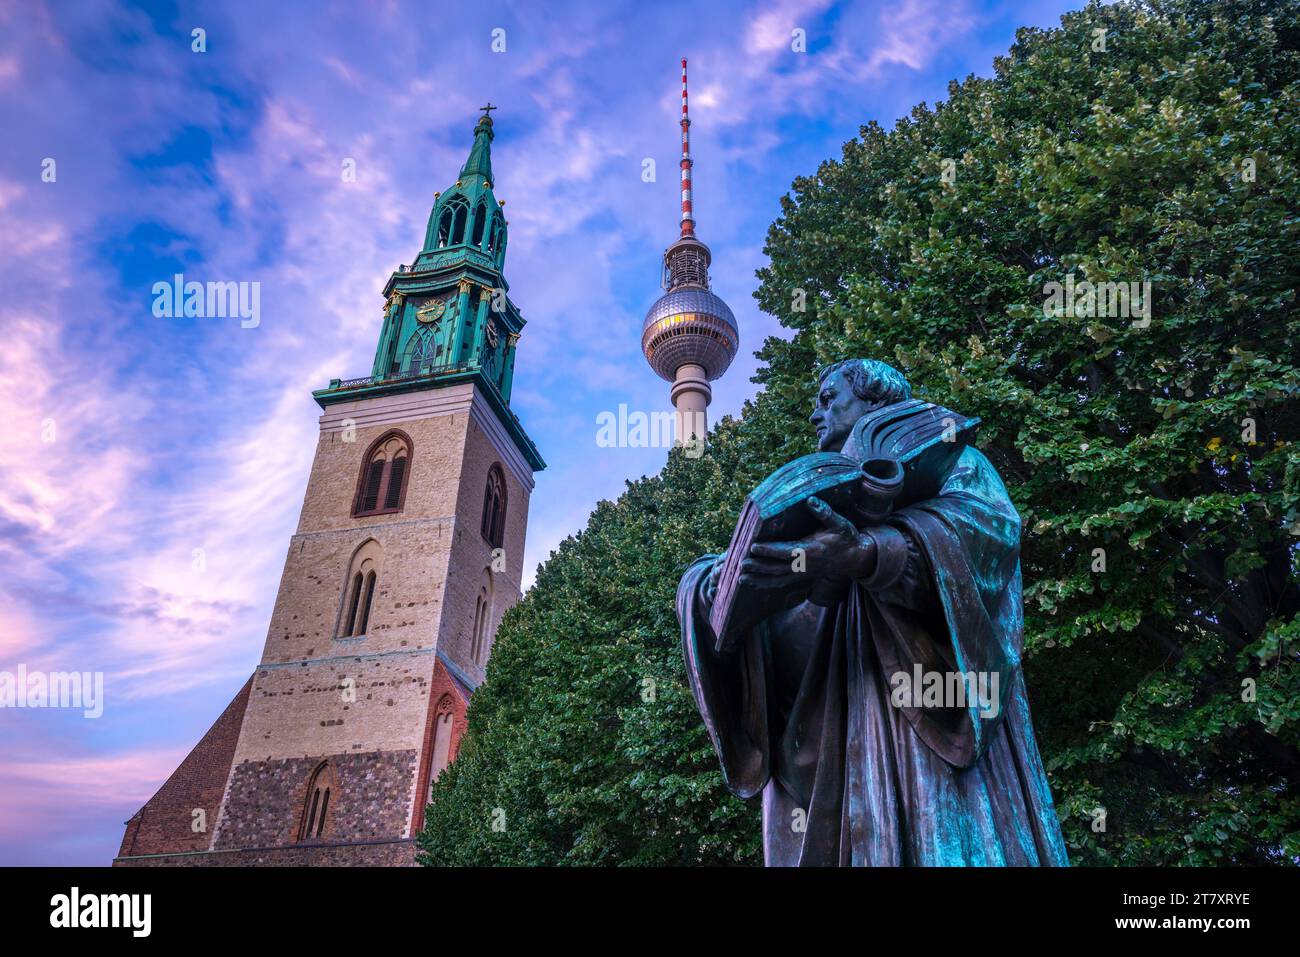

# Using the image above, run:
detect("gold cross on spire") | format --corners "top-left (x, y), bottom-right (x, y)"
top-left (480, 102), bottom-right (497, 117)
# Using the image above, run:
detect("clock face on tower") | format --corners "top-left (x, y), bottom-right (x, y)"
top-left (415, 297), bottom-right (448, 325)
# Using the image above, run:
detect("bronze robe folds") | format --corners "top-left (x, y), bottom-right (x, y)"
top-left (678, 447), bottom-right (1069, 866)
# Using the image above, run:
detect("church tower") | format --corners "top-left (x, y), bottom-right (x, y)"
top-left (115, 108), bottom-right (544, 866)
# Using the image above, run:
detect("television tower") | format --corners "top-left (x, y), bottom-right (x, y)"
top-left (641, 58), bottom-right (738, 446)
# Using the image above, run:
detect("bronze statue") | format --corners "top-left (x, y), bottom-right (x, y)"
top-left (677, 359), bottom-right (1069, 866)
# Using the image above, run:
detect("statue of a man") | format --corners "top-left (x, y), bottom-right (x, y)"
top-left (677, 359), bottom-right (1069, 866)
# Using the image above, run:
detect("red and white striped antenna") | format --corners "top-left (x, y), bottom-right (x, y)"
top-left (679, 57), bottom-right (695, 238)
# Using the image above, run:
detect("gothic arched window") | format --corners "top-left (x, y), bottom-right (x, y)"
top-left (470, 569), bottom-right (494, 665)
top-left (298, 761), bottom-right (336, 842)
top-left (480, 464), bottom-right (506, 548)
top-left (343, 571), bottom-right (363, 634)
top-left (491, 218), bottom-right (507, 265)
top-left (427, 696), bottom-right (456, 801)
top-left (405, 328), bottom-right (436, 374)
top-left (353, 431), bottom-right (412, 517)
top-left (337, 540), bottom-right (383, 638)
top-left (404, 327), bottom-right (445, 374)
top-left (436, 208), bottom-right (452, 248)
top-left (451, 200), bottom-right (469, 245)
top-left (471, 202), bottom-right (487, 248)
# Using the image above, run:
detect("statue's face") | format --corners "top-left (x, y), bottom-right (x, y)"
top-left (810, 369), bottom-right (881, 452)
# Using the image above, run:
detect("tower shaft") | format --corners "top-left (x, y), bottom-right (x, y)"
top-left (671, 363), bottom-right (710, 443)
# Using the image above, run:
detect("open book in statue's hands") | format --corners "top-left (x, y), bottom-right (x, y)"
top-left (707, 400), bottom-right (979, 653)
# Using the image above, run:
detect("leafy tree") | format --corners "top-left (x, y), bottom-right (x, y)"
top-left (417, 425), bottom-right (769, 865)
top-left (421, 0), bottom-right (1299, 866)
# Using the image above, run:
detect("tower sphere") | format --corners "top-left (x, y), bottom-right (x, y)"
top-left (641, 284), bottom-right (738, 382)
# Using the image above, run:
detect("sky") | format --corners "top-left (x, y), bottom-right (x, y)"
top-left (0, 0), bottom-right (1081, 865)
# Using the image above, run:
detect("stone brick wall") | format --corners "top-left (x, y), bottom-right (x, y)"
top-left (436, 400), bottom-right (532, 685)
top-left (218, 651), bottom-right (440, 846)
top-left (115, 839), bottom-right (418, 867)
top-left (116, 677), bottom-right (252, 859)
top-left (260, 520), bottom-right (451, 665)
top-left (262, 407), bottom-right (471, 668)
top-left (213, 750), bottom-right (418, 849)
top-left (232, 651), bottom-right (438, 762)
top-left (296, 399), bottom-right (468, 536)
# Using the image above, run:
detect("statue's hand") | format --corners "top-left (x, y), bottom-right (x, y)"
top-left (705, 552), bottom-right (726, 604)
top-left (742, 496), bottom-right (877, 588)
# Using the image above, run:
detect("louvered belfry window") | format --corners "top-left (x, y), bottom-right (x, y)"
top-left (360, 459), bottom-right (385, 511)
top-left (480, 465), bottom-right (506, 548)
top-left (383, 457), bottom-right (406, 510)
top-left (353, 431), bottom-right (412, 517)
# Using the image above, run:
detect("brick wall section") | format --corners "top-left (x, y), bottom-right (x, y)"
top-left (257, 386), bottom-right (532, 681)
top-left (263, 409), bottom-right (470, 667)
top-left (438, 413), bottom-right (531, 685)
top-left (409, 658), bottom-right (471, 834)
top-left (116, 677), bottom-right (252, 859)
top-left (115, 840), bottom-right (418, 867)
top-left (232, 651), bottom-right (437, 763)
top-left (297, 411), bottom-right (465, 540)
top-left (213, 750), bottom-right (418, 849)
top-left (259, 519), bottom-right (451, 665)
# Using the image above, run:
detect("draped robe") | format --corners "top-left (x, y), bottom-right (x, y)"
top-left (678, 447), bottom-right (1069, 866)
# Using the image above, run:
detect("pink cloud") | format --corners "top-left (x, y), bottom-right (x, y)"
top-left (0, 741), bottom-right (188, 864)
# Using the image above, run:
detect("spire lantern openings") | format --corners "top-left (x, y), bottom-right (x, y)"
top-left (420, 108), bottom-right (506, 264)
top-left (368, 108), bottom-right (523, 402)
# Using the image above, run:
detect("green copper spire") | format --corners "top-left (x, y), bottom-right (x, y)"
top-left (313, 105), bottom-right (542, 470)
top-left (417, 107), bottom-right (505, 260)
top-left (459, 105), bottom-right (496, 184)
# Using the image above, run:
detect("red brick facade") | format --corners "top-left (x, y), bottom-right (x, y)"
top-left (114, 839), bottom-right (419, 867)
top-left (117, 677), bottom-right (252, 859)
top-left (411, 660), bottom-right (471, 834)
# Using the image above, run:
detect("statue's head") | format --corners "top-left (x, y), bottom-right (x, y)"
top-left (811, 358), bottom-right (912, 452)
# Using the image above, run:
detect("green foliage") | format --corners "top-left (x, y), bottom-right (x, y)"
top-left (421, 0), bottom-right (1299, 866)
top-left (417, 420), bottom-right (780, 865)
